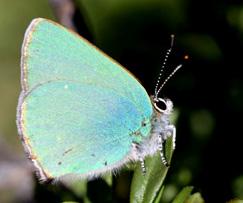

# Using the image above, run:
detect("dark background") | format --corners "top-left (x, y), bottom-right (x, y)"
top-left (0, 0), bottom-right (242, 202)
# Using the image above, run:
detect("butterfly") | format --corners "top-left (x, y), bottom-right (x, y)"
top-left (16, 18), bottom-right (179, 182)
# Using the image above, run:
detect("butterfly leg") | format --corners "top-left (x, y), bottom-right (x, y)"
top-left (158, 133), bottom-right (169, 167)
top-left (164, 125), bottom-right (176, 150)
top-left (158, 124), bottom-right (176, 167)
top-left (139, 157), bottom-right (146, 175)
top-left (132, 143), bottom-right (146, 175)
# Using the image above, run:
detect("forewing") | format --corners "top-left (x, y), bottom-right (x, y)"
top-left (21, 18), bottom-right (152, 119)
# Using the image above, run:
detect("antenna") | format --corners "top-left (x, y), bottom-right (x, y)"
top-left (154, 64), bottom-right (182, 100)
top-left (154, 35), bottom-right (187, 100)
top-left (154, 34), bottom-right (175, 98)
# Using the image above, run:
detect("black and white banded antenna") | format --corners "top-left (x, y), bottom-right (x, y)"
top-left (154, 34), bottom-right (175, 98)
top-left (154, 34), bottom-right (185, 101)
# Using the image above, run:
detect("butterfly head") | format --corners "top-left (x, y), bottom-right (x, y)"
top-left (152, 97), bottom-right (173, 115)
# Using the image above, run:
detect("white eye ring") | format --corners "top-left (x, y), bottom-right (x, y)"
top-left (153, 98), bottom-right (167, 113)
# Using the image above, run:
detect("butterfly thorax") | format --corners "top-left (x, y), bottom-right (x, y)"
top-left (130, 98), bottom-right (175, 171)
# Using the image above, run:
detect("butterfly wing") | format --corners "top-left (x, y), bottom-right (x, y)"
top-left (18, 81), bottom-right (151, 180)
top-left (18, 18), bottom-right (153, 180)
top-left (21, 18), bottom-right (152, 119)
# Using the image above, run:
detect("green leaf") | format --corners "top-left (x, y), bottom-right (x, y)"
top-left (102, 173), bottom-right (113, 187)
top-left (62, 180), bottom-right (88, 198)
top-left (186, 192), bottom-right (205, 203)
top-left (154, 186), bottom-right (164, 203)
top-left (62, 180), bottom-right (91, 203)
top-left (172, 186), bottom-right (194, 203)
top-left (130, 136), bottom-right (174, 203)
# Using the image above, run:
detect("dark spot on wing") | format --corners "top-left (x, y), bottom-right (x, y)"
top-left (142, 121), bottom-right (146, 127)
top-left (58, 161), bottom-right (62, 165)
top-left (62, 148), bottom-right (73, 156)
top-left (104, 161), bottom-right (107, 166)
top-left (91, 153), bottom-right (95, 157)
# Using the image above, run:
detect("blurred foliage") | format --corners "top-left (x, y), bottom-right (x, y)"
top-left (0, 0), bottom-right (243, 202)
top-left (171, 186), bottom-right (193, 203)
top-left (185, 192), bottom-right (205, 203)
top-left (0, 0), bottom-right (54, 149)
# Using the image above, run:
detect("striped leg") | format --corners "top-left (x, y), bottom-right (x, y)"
top-left (139, 157), bottom-right (146, 175)
top-left (171, 125), bottom-right (176, 150)
top-left (164, 125), bottom-right (176, 150)
top-left (132, 143), bottom-right (146, 175)
top-left (158, 133), bottom-right (169, 167)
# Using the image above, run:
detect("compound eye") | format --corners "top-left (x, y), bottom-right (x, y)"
top-left (153, 98), bottom-right (167, 113)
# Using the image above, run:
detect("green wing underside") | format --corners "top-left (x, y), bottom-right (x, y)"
top-left (22, 18), bottom-right (152, 119)
top-left (21, 81), bottom-right (151, 178)
top-left (19, 18), bottom-right (154, 178)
